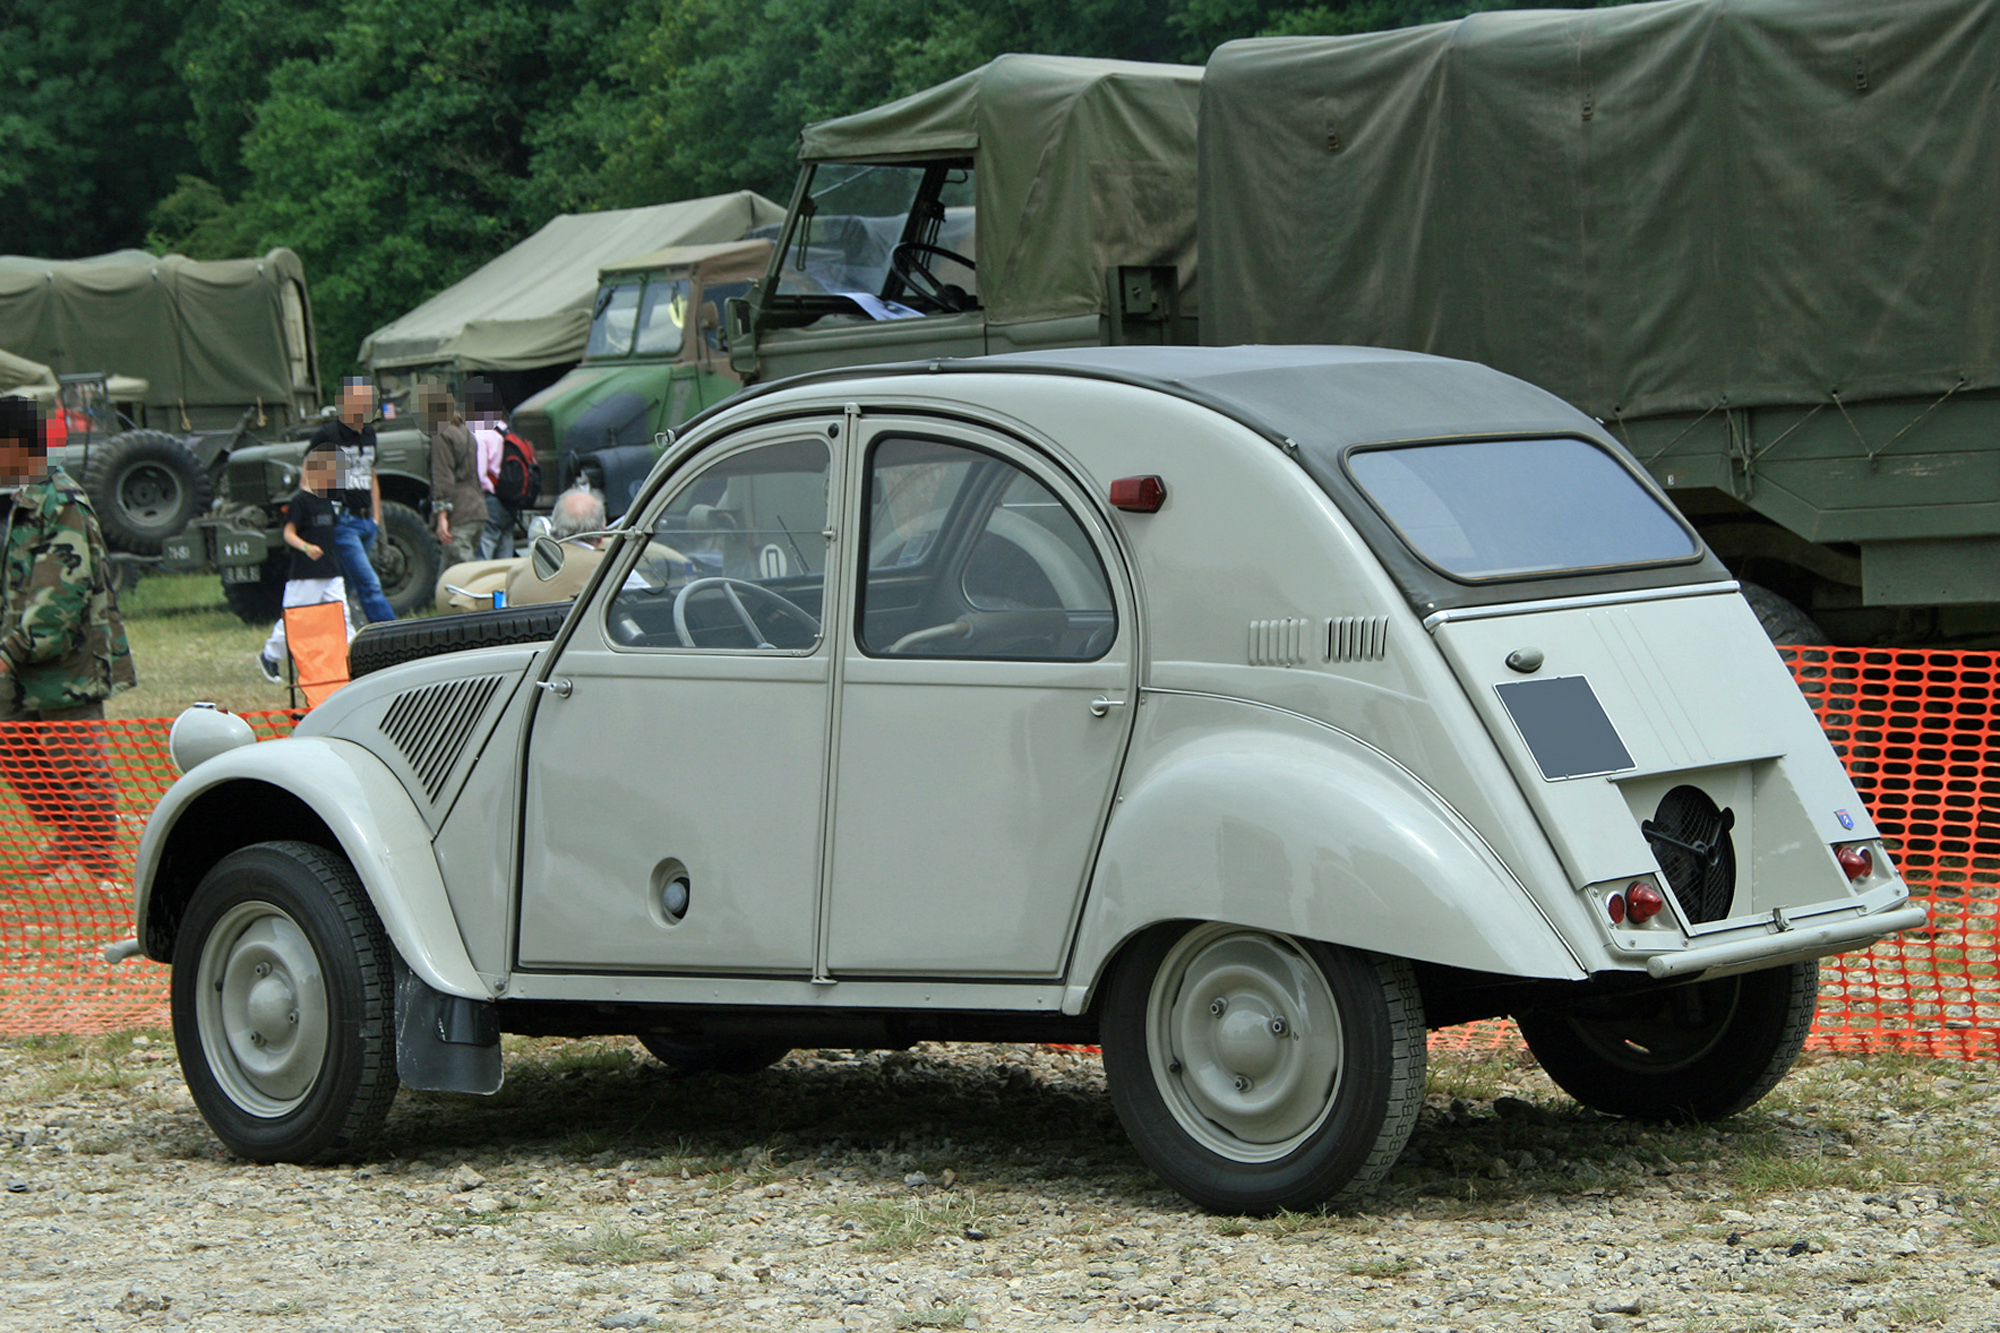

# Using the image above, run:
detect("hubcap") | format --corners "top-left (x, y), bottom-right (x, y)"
top-left (194, 901), bottom-right (330, 1117)
top-left (1148, 925), bottom-right (1344, 1162)
top-left (118, 463), bottom-right (185, 531)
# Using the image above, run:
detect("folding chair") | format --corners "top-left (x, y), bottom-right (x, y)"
top-left (281, 600), bottom-right (351, 708)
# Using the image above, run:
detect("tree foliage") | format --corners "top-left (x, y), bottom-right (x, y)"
top-left (6, 0), bottom-right (1626, 385)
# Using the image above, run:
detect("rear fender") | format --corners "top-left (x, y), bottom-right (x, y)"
top-left (1063, 711), bottom-right (1586, 1015)
top-left (136, 736), bottom-right (488, 999)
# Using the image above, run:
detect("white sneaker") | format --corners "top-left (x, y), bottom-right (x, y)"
top-left (257, 652), bottom-right (283, 685)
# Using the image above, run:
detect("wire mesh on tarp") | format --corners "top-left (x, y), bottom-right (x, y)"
top-left (0, 647), bottom-right (1991, 1058)
top-left (0, 710), bottom-right (298, 1036)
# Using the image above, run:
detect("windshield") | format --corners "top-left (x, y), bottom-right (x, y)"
top-left (1345, 437), bottom-right (1698, 581)
top-left (585, 282), bottom-right (641, 358)
top-left (768, 162), bottom-right (976, 315)
top-left (634, 278), bottom-right (689, 357)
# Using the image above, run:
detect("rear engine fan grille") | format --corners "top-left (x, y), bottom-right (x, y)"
top-left (1642, 785), bottom-right (1737, 924)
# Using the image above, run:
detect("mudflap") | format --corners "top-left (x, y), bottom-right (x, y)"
top-left (394, 957), bottom-right (503, 1095)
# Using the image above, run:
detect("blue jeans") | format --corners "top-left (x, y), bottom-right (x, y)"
top-left (480, 494), bottom-right (516, 559)
top-left (331, 515), bottom-right (397, 623)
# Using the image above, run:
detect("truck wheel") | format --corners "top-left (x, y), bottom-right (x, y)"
top-left (170, 841), bottom-right (399, 1162)
top-left (1100, 923), bottom-right (1425, 1214)
top-left (1740, 582), bottom-right (1826, 646)
top-left (222, 556), bottom-right (287, 625)
top-left (79, 430), bottom-right (211, 556)
top-left (1516, 961), bottom-right (1817, 1122)
top-left (373, 501), bottom-right (442, 618)
top-left (637, 1034), bottom-right (791, 1076)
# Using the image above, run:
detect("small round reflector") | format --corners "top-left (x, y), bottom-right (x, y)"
top-left (1109, 475), bottom-right (1167, 513)
top-left (1836, 844), bottom-right (1874, 882)
top-left (1607, 892), bottom-right (1626, 925)
top-left (1625, 882), bottom-right (1666, 924)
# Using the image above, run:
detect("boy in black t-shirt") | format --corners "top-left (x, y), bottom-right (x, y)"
top-left (257, 444), bottom-right (356, 683)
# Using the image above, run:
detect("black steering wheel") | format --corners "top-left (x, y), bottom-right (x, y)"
top-left (672, 577), bottom-right (821, 649)
top-left (890, 242), bottom-right (977, 314)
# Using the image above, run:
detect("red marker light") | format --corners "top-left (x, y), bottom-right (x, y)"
top-left (1836, 845), bottom-right (1874, 882)
top-left (1109, 475), bottom-right (1167, 513)
top-left (1625, 882), bottom-right (1666, 924)
top-left (1607, 892), bottom-right (1626, 925)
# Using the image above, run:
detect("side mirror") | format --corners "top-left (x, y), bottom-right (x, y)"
top-left (725, 295), bottom-right (759, 378)
top-left (530, 535), bottom-right (566, 582)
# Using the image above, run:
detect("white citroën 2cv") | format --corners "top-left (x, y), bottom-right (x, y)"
top-left (129, 346), bottom-right (1922, 1213)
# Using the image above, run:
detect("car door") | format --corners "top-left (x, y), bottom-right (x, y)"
top-left (517, 422), bottom-right (840, 973)
top-left (822, 423), bottom-right (1138, 977)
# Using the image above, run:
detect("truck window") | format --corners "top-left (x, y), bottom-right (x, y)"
top-left (1346, 437), bottom-right (1698, 582)
top-left (633, 279), bottom-right (689, 357)
top-left (585, 282), bottom-right (642, 359)
top-left (772, 162), bottom-right (977, 315)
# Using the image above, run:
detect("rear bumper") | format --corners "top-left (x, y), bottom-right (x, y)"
top-left (1642, 901), bottom-right (1928, 980)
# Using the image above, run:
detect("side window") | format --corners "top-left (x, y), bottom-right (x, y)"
top-left (607, 437), bottom-right (829, 651)
top-left (858, 437), bottom-right (1115, 661)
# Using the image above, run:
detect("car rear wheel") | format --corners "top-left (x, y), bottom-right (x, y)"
top-left (1516, 961), bottom-right (1818, 1122)
top-left (637, 1034), bottom-right (791, 1076)
top-left (1100, 923), bottom-right (1426, 1214)
top-left (170, 841), bottom-right (398, 1162)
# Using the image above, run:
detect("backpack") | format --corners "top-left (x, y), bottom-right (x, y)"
top-left (493, 428), bottom-right (542, 510)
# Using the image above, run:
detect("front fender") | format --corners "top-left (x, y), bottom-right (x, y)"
top-left (1063, 702), bottom-right (1587, 1014)
top-left (136, 736), bottom-right (489, 999)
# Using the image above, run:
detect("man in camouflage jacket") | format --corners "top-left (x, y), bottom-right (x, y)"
top-left (0, 396), bottom-right (135, 878)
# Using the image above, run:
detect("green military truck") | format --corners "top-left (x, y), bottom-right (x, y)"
top-left (0, 248), bottom-right (321, 572)
top-left (508, 239), bottom-right (774, 518)
top-left (1198, 0), bottom-right (2000, 646)
top-left (729, 5), bottom-right (2000, 645)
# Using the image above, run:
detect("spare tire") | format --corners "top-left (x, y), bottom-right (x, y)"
top-left (80, 430), bottom-right (211, 556)
top-left (348, 601), bottom-right (572, 679)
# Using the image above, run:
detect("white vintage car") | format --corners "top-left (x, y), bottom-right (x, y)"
top-left (130, 346), bottom-right (1923, 1213)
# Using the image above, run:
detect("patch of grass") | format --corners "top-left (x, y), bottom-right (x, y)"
top-left (1343, 1255), bottom-right (1415, 1279)
top-left (544, 1222), bottom-right (705, 1266)
top-left (850, 1193), bottom-right (990, 1253)
top-left (894, 1303), bottom-right (975, 1329)
top-left (113, 574), bottom-right (290, 718)
top-left (1885, 1294), bottom-right (1954, 1327)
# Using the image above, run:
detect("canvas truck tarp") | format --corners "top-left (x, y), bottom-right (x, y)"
top-left (0, 249), bottom-right (317, 420)
top-left (1200, 0), bottom-right (2000, 421)
top-left (0, 350), bottom-right (57, 397)
top-left (798, 55), bottom-right (1202, 327)
top-left (360, 192), bottom-right (786, 372)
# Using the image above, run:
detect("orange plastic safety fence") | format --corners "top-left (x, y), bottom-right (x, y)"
top-left (0, 710), bottom-right (298, 1036)
top-left (2, 651), bottom-right (1994, 1058)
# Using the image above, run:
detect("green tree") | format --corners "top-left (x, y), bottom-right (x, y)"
top-left (0, 0), bottom-right (201, 258)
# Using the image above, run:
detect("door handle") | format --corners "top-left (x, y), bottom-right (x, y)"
top-left (1089, 695), bottom-right (1127, 718)
top-left (535, 678), bottom-right (573, 699)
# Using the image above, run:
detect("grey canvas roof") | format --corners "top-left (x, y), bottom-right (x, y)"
top-left (360, 192), bottom-right (784, 372)
top-left (796, 55), bottom-right (1201, 327)
top-left (1199, 0), bottom-right (2000, 421)
top-left (748, 344), bottom-right (1729, 617)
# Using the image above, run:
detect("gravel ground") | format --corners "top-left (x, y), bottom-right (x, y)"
top-left (2, 1033), bottom-right (1995, 1332)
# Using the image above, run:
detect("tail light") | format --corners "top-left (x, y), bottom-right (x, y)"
top-left (1623, 882), bottom-right (1666, 924)
top-left (1836, 844), bottom-right (1874, 883)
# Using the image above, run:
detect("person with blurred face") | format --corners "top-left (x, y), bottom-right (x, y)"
top-left (308, 377), bottom-right (396, 623)
top-left (0, 395), bottom-right (134, 879)
top-left (424, 385), bottom-right (484, 565)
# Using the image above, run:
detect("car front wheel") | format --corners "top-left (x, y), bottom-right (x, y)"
top-left (1515, 961), bottom-right (1818, 1122)
top-left (170, 841), bottom-right (399, 1162)
top-left (1100, 922), bottom-right (1426, 1214)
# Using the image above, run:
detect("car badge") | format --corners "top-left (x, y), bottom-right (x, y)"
top-left (1836, 810), bottom-right (1854, 830)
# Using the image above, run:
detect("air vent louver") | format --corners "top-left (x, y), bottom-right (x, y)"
top-left (1327, 615), bottom-right (1388, 662)
top-left (1642, 784), bottom-right (1737, 924)
top-left (379, 676), bottom-right (502, 803)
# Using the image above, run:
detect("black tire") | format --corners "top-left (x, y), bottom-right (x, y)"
top-left (80, 430), bottom-right (211, 556)
top-left (169, 841), bottom-right (399, 1162)
top-left (1516, 961), bottom-right (1818, 1122)
top-left (637, 1034), bottom-right (791, 1076)
top-left (221, 555), bottom-right (288, 625)
top-left (1100, 923), bottom-right (1426, 1215)
top-left (1740, 582), bottom-right (1827, 646)
top-left (348, 601), bottom-right (571, 678)
top-left (373, 500), bottom-right (443, 618)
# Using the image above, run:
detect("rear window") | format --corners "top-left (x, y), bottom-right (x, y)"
top-left (1345, 437), bottom-right (1698, 582)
